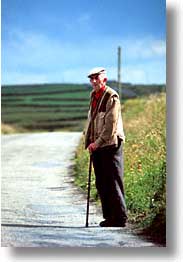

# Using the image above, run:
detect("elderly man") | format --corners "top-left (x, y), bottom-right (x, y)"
top-left (85, 67), bottom-right (128, 227)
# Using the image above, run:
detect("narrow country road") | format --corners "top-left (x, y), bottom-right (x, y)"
top-left (1, 132), bottom-right (157, 247)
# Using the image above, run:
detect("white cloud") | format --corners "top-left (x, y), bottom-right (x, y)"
top-left (2, 29), bottom-right (166, 84)
top-left (3, 29), bottom-right (82, 69)
top-left (2, 71), bottom-right (49, 85)
top-left (123, 68), bottom-right (147, 83)
top-left (121, 38), bottom-right (166, 60)
top-left (107, 60), bottom-right (166, 84)
top-left (107, 66), bottom-right (147, 83)
top-left (151, 40), bottom-right (166, 55)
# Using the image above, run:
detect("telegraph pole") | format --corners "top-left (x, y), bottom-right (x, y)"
top-left (118, 46), bottom-right (122, 101)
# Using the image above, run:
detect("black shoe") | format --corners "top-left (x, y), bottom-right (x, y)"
top-left (99, 219), bottom-right (126, 227)
top-left (99, 220), bottom-right (108, 227)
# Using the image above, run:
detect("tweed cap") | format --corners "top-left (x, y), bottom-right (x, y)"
top-left (87, 67), bottom-right (106, 78)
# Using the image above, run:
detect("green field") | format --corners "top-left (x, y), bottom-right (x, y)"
top-left (2, 83), bottom-right (91, 131)
top-left (1, 82), bottom-right (165, 132)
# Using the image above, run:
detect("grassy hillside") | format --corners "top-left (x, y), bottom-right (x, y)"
top-left (74, 93), bottom-right (166, 244)
top-left (1, 83), bottom-right (90, 132)
top-left (1, 82), bottom-right (165, 133)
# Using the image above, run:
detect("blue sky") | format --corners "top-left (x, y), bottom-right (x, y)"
top-left (2, 0), bottom-right (166, 85)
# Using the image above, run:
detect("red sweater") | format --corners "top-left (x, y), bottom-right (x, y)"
top-left (91, 86), bottom-right (106, 110)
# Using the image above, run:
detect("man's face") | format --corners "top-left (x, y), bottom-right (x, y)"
top-left (89, 74), bottom-right (106, 92)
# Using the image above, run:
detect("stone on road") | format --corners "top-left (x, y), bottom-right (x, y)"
top-left (1, 132), bottom-right (156, 247)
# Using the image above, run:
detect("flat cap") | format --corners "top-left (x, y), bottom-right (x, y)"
top-left (87, 67), bottom-right (106, 77)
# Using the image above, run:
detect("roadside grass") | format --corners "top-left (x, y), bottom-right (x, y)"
top-left (1, 123), bottom-right (28, 134)
top-left (74, 93), bottom-right (166, 244)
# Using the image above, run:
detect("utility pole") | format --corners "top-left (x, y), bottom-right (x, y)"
top-left (118, 46), bottom-right (122, 101)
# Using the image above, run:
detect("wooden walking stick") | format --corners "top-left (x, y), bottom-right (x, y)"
top-left (85, 154), bottom-right (92, 227)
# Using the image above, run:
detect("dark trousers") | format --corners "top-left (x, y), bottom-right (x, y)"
top-left (92, 140), bottom-right (127, 221)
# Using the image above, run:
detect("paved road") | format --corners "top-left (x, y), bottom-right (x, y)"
top-left (1, 132), bottom-right (157, 247)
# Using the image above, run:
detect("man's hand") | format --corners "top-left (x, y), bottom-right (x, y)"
top-left (87, 142), bottom-right (98, 154)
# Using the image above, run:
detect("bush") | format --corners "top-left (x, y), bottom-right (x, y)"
top-left (124, 94), bottom-right (166, 217)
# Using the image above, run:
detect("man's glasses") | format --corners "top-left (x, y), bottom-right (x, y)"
top-left (89, 75), bottom-right (99, 81)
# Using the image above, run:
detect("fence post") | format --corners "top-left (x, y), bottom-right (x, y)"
top-left (118, 46), bottom-right (122, 101)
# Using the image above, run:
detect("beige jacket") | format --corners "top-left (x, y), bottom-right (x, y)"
top-left (85, 86), bottom-right (125, 149)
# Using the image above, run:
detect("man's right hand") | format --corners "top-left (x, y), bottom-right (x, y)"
top-left (87, 142), bottom-right (98, 154)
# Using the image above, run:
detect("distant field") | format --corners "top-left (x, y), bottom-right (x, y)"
top-left (2, 83), bottom-right (91, 132)
top-left (1, 82), bottom-right (165, 132)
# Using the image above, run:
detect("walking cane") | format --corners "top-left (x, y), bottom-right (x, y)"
top-left (85, 154), bottom-right (92, 227)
